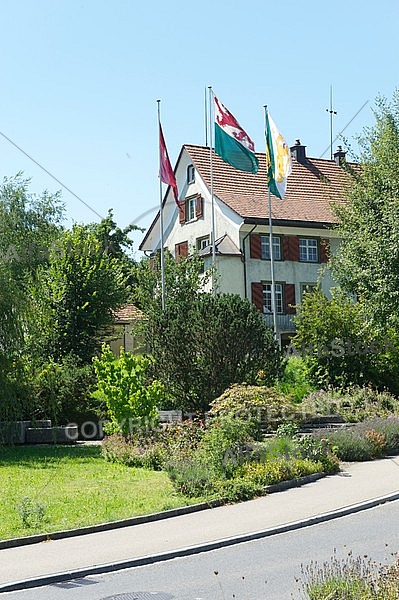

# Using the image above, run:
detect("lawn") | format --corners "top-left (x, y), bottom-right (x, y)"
top-left (0, 444), bottom-right (203, 540)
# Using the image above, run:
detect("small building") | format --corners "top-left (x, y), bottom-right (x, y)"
top-left (108, 304), bottom-right (145, 355)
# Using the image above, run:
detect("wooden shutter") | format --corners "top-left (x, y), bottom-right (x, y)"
top-left (320, 238), bottom-right (330, 263)
top-left (284, 283), bottom-right (296, 314)
top-left (250, 234), bottom-right (262, 259)
top-left (251, 282), bottom-right (264, 312)
top-left (196, 194), bottom-right (203, 218)
top-left (175, 241), bottom-right (188, 262)
top-left (282, 236), bottom-right (299, 261)
top-left (179, 201), bottom-right (186, 224)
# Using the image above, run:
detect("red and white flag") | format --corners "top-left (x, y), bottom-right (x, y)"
top-left (159, 124), bottom-right (179, 206)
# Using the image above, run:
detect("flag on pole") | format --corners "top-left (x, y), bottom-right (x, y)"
top-left (159, 124), bottom-right (179, 207)
top-left (265, 109), bottom-right (292, 199)
top-left (214, 96), bottom-right (259, 174)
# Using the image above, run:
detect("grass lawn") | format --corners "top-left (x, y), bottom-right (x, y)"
top-left (0, 444), bottom-right (203, 540)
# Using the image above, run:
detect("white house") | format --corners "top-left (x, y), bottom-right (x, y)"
top-left (140, 140), bottom-right (354, 344)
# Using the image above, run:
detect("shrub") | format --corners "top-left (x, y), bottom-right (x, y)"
top-left (165, 458), bottom-right (219, 497)
top-left (239, 458), bottom-right (324, 486)
top-left (277, 357), bottom-right (316, 403)
top-left (30, 354), bottom-right (98, 425)
top-left (92, 346), bottom-right (164, 434)
top-left (302, 386), bottom-right (399, 423)
top-left (209, 384), bottom-right (307, 432)
top-left (101, 432), bottom-right (168, 470)
top-left (198, 416), bottom-right (257, 477)
top-left (312, 425), bottom-right (386, 461)
top-left (357, 417), bottom-right (399, 452)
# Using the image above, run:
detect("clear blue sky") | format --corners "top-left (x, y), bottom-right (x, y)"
top-left (0, 0), bottom-right (398, 256)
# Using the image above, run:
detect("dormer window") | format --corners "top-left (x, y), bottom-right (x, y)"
top-left (187, 164), bottom-right (195, 185)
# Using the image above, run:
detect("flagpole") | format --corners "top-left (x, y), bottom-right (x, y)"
top-left (209, 86), bottom-right (217, 295)
top-left (264, 105), bottom-right (278, 346)
top-left (157, 99), bottom-right (166, 310)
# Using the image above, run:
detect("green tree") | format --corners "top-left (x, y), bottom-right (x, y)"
top-left (145, 258), bottom-right (280, 411)
top-left (292, 288), bottom-right (399, 391)
top-left (331, 91), bottom-right (399, 332)
top-left (30, 221), bottom-right (130, 363)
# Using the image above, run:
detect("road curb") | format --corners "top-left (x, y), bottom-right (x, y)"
top-left (1, 490), bottom-right (399, 593)
top-left (0, 473), bottom-right (326, 550)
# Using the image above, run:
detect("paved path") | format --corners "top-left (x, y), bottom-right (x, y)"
top-left (1, 456), bottom-right (399, 591)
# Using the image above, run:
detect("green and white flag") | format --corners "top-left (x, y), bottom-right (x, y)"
top-left (265, 109), bottom-right (292, 199)
top-left (214, 96), bottom-right (259, 174)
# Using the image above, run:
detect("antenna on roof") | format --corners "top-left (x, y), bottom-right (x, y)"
top-left (326, 85), bottom-right (337, 160)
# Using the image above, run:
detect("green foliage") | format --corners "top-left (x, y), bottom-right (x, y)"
top-left (277, 357), bottom-right (316, 403)
top-left (238, 457), bottom-right (324, 486)
top-left (30, 218), bottom-right (130, 363)
top-left (310, 418), bottom-right (399, 461)
top-left (197, 416), bottom-right (257, 477)
top-left (301, 549), bottom-right (399, 600)
top-left (276, 422), bottom-right (300, 438)
top-left (165, 459), bottom-right (219, 497)
top-left (302, 386), bottom-right (399, 423)
top-left (29, 354), bottom-right (98, 425)
top-left (209, 383), bottom-right (306, 431)
top-left (17, 496), bottom-right (47, 528)
top-left (332, 91), bottom-right (399, 336)
top-left (140, 253), bottom-right (280, 412)
top-left (92, 345), bottom-right (164, 433)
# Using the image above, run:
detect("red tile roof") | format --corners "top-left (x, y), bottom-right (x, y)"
top-left (112, 304), bottom-right (144, 323)
top-left (185, 144), bottom-right (357, 225)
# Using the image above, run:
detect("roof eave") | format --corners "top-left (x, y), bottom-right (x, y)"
top-left (242, 217), bottom-right (336, 229)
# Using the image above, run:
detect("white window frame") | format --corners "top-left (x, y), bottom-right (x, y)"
top-left (187, 165), bottom-right (195, 184)
top-left (299, 238), bottom-right (318, 262)
top-left (197, 235), bottom-right (210, 251)
top-left (260, 235), bottom-right (281, 260)
top-left (262, 282), bottom-right (284, 314)
top-left (186, 196), bottom-right (196, 221)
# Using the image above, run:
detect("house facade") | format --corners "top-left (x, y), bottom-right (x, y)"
top-left (140, 141), bottom-right (353, 344)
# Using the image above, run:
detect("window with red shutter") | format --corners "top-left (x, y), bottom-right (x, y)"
top-left (250, 234), bottom-right (262, 259)
top-left (196, 194), bottom-right (203, 218)
top-left (251, 282), bottom-right (264, 312)
top-left (175, 241), bottom-right (188, 262)
top-left (179, 201), bottom-right (186, 224)
top-left (284, 283), bottom-right (296, 314)
top-left (320, 238), bottom-right (330, 263)
top-left (282, 236), bottom-right (300, 261)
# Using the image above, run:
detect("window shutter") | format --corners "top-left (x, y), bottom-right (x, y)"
top-left (175, 241), bottom-right (188, 262)
top-left (251, 282), bottom-right (264, 312)
top-left (283, 236), bottom-right (299, 261)
top-left (179, 201), bottom-right (186, 224)
top-left (284, 283), bottom-right (296, 314)
top-left (250, 234), bottom-right (262, 259)
top-left (196, 194), bottom-right (203, 218)
top-left (320, 238), bottom-right (330, 263)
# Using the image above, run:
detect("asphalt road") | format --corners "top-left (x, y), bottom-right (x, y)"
top-left (3, 500), bottom-right (399, 600)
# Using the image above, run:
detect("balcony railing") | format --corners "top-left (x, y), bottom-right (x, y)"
top-left (262, 313), bottom-right (296, 331)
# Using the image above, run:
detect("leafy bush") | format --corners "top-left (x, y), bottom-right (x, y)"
top-left (102, 432), bottom-right (168, 470)
top-left (302, 385), bottom-right (399, 423)
top-left (357, 417), bottom-right (399, 452)
top-left (239, 458), bottom-right (324, 486)
top-left (312, 425), bottom-right (387, 461)
top-left (30, 354), bottom-right (98, 425)
top-left (277, 357), bottom-right (316, 403)
top-left (102, 420), bottom-right (206, 470)
top-left (209, 384), bottom-right (307, 432)
top-left (165, 458), bottom-right (218, 497)
top-left (198, 416), bottom-right (257, 477)
top-left (92, 345), bottom-right (164, 434)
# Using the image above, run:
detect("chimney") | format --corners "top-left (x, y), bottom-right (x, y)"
top-left (333, 145), bottom-right (347, 166)
top-left (290, 139), bottom-right (306, 164)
